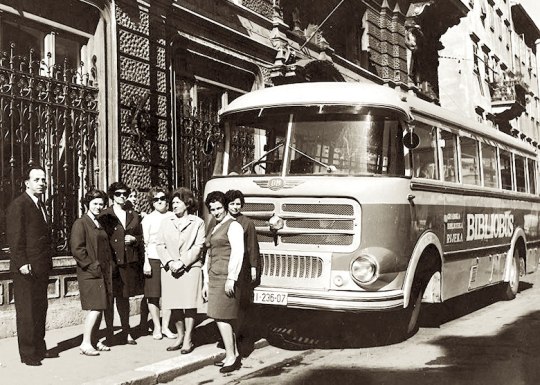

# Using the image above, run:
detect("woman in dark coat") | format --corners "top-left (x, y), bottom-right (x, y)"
top-left (70, 189), bottom-right (114, 356)
top-left (99, 182), bottom-right (144, 345)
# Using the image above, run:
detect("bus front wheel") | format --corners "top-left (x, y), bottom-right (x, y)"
top-left (401, 277), bottom-right (426, 337)
top-left (388, 274), bottom-right (429, 343)
top-left (501, 249), bottom-right (523, 301)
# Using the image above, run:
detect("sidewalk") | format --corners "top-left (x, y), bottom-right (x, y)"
top-left (0, 315), bottom-right (268, 385)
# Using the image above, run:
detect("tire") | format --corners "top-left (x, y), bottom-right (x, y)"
top-left (501, 248), bottom-right (522, 301)
top-left (388, 274), bottom-right (429, 343)
top-left (402, 278), bottom-right (426, 337)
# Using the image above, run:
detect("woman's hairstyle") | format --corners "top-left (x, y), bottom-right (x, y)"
top-left (147, 186), bottom-right (169, 204)
top-left (225, 189), bottom-right (245, 207)
top-left (171, 187), bottom-right (197, 214)
top-left (81, 189), bottom-right (108, 208)
top-left (107, 181), bottom-right (130, 198)
top-left (204, 190), bottom-right (227, 210)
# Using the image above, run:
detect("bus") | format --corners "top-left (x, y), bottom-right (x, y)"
top-left (203, 82), bottom-right (540, 337)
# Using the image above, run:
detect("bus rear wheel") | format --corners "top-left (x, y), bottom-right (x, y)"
top-left (501, 249), bottom-right (522, 301)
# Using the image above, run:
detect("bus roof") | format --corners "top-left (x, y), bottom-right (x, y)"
top-left (407, 94), bottom-right (537, 156)
top-left (220, 82), bottom-right (412, 119)
top-left (221, 81), bottom-right (537, 156)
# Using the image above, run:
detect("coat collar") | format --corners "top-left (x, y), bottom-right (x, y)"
top-left (126, 210), bottom-right (135, 227)
top-left (171, 214), bottom-right (195, 232)
top-left (83, 213), bottom-right (101, 229)
top-left (99, 205), bottom-right (136, 228)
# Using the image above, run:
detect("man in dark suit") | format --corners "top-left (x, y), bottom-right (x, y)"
top-left (6, 165), bottom-right (56, 366)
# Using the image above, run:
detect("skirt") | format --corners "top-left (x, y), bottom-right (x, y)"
top-left (161, 264), bottom-right (202, 310)
top-left (144, 259), bottom-right (162, 298)
top-left (207, 276), bottom-right (242, 320)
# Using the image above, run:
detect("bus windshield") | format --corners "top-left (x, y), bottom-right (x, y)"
top-left (220, 106), bottom-right (407, 177)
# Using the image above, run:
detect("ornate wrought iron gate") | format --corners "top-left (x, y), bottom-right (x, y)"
top-left (177, 102), bottom-right (223, 203)
top-left (176, 102), bottom-right (255, 206)
top-left (0, 45), bottom-right (99, 256)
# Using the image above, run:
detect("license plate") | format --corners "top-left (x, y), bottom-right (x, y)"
top-left (253, 290), bottom-right (288, 306)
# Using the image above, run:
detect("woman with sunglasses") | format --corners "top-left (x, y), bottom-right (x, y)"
top-left (156, 187), bottom-right (205, 353)
top-left (141, 187), bottom-right (177, 340)
top-left (99, 182), bottom-right (144, 345)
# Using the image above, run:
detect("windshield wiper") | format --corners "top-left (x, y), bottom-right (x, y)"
top-left (241, 141), bottom-right (284, 172)
top-left (290, 146), bottom-right (337, 173)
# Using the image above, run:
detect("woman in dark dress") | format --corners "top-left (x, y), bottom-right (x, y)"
top-left (203, 191), bottom-right (244, 373)
top-left (70, 189), bottom-right (114, 355)
top-left (99, 182), bottom-right (144, 345)
top-left (225, 189), bottom-right (260, 355)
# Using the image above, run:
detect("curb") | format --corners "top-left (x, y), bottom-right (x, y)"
top-left (82, 339), bottom-right (270, 385)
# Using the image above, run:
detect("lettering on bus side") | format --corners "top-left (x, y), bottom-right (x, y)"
top-left (466, 211), bottom-right (514, 241)
top-left (445, 212), bottom-right (464, 244)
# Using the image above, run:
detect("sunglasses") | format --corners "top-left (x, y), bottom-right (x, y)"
top-left (152, 196), bottom-right (167, 203)
top-left (114, 191), bottom-right (128, 197)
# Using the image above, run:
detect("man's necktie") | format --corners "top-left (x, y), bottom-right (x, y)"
top-left (38, 200), bottom-right (48, 223)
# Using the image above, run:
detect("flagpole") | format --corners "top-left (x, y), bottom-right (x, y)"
top-left (299, 0), bottom-right (346, 50)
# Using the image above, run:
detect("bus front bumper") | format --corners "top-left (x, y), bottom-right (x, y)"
top-left (252, 286), bottom-right (404, 312)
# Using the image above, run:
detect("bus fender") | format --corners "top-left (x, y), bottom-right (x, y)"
top-left (503, 227), bottom-right (526, 282)
top-left (403, 232), bottom-right (443, 308)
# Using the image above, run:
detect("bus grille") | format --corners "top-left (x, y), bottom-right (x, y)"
top-left (261, 253), bottom-right (323, 279)
top-left (256, 234), bottom-right (353, 246)
top-left (244, 202), bottom-right (275, 212)
top-left (243, 197), bottom-right (360, 252)
top-left (282, 203), bottom-right (353, 216)
top-left (286, 219), bottom-right (354, 230)
top-left (282, 234), bottom-right (353, 245)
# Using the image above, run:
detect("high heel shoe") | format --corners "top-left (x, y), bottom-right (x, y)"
top-left (180, 343), bottom-right (195, 354)
top-left (219, 356), bottom-right (241, 373)
top-left (126, 335), bottom-right (137, 345)
top-left (162, 329), bottom-right (178, 339)
top-left (80, 347), bottom-right (100, 356)
top-left (96, 341), bottom-right (111, 351)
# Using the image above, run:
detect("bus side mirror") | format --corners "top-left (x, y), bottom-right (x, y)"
top-left (403, 132), bottom-right (420, 149)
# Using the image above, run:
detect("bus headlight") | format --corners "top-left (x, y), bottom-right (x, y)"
top-left (350, 255), bottom-right (377, 284)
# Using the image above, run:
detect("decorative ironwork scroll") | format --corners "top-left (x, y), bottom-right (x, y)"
top-left (177, 101), bottom-right (222, 204)
top-left (177, 101), bottom-right (255, 209)
top-left (0, 44), bottom-right (99, 257)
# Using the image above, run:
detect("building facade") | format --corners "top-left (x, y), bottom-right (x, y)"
top-left (0, 0), bottom-right (538, 336)
top-left (438, 0), bottom-right (540, 142)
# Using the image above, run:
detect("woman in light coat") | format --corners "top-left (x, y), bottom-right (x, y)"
top-left (157, 187), bottom-right (205, 353)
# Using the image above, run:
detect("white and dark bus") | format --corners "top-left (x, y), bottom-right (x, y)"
top-left (204, 82), bottom-right (540, 337)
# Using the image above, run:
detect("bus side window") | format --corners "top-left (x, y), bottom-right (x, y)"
top-left (460, 136), bottom-right (481, 186)
top-left (528, 158), bottom-right (537, 194)
top-left (413, 123), bottom-right (438, 179)
top-left (500, 150), bottom-right (513, 190)
top-left (515, 155), bottom-right (527, 192)
top-left (440, 130), bottom-right (458, 182)
top-left (481, 143), bottom-right (499, 188)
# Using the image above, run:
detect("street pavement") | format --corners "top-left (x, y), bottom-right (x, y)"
top-left (2, 271), bottom-right (540, 385)
top-left (0, 314), bottom-right (268, 385)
